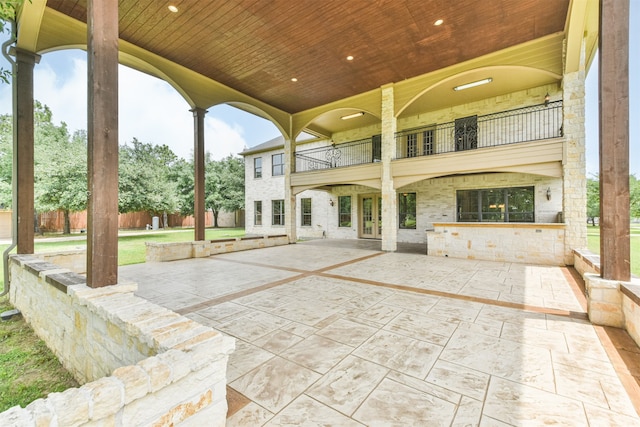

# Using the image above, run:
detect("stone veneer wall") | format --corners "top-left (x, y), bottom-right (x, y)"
top-left (1, 255), bottom-right (235, 426)
top-left (573, 250), bottom-right (640, 348)
top-left (146, 235), bottom-right (289, 262)
top-left (428, 223), bottom-right (566, 265)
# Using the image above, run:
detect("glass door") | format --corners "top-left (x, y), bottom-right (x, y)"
top-left (360, 194), bottom-right (381, 239)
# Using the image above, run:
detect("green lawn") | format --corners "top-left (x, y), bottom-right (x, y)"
top-left (1, 228), bottom-right (245, 285)
top-left (587, 224), bottom-right (640, 277)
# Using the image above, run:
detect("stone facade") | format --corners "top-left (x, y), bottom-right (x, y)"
top-left (2, 255), bottom-right (234, 426)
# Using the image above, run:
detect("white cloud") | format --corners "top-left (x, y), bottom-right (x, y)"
top-left (205, 117), bottom-right (248, 160)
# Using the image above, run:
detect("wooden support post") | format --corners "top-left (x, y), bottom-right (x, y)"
top-left (599, 0), bottom-right (630, 281)
top-left (14, 49), bottom-right (39, 254)
top-left (87, 0), bottom-right (119, 287)
top-left (192, 108), bottom-right (207, 241)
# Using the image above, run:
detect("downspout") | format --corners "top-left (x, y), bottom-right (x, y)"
top-left (1, 19), bottom-right (18, 296)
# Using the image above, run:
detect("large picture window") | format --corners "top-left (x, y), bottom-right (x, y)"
top-left (399, 193), bottom-right (416, 229)
top-left (338, 196), bottom-right (351, 227)
top-left (457, 187), bottom-right (534, 222)
top-left (272, 153), bottom-right (284, 176)
top-left (254, 201), bottom-right (262, 225)
top-left (301, 198), bottom-right (312, 226)
top-left (272, 199), bottom-right (285, 225)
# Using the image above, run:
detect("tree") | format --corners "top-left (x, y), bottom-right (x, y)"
top-left (0, 113), bottom-right (12, 207)
top-left (631, 174), bottom-right (640, 219)
top-left (0, 1), bottom-right (24, 84)
top-left (205, 154), bottom-right (244, 227)
top-left (34, 116), bottom-right (88, 234)
top-left (118, 138), bottom-right (180, 225)
top-left (172, 157), bottom-right (194, 217)
top-left (586, 175), bottom-right (599, 226)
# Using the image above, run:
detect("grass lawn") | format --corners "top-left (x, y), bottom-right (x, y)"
top-left (587, 224), bottom-right (640, 277)
top-left (0, 296), bottom-right (79, 412)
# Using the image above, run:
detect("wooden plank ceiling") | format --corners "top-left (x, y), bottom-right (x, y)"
top-left (46, 0), bottom-right (570, 114)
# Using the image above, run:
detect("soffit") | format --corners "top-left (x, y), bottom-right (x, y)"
top-left (43, 0), bottom-right (570, 115)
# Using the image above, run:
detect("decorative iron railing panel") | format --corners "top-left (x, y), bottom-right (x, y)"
top-left (295, 137), bottom-right (377, 172)
top-left (395, 100), bottom-right (563, 159)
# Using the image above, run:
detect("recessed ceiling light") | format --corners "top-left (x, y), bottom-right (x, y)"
top-left (168, 5), bottom-right (178, 13)
top-left (453, 78), bottom-right (493, 91)
top-left (434, 19), bottom-right (444, 26)
top-left (291, 77), bottom-right (298, 82)
top-left (346, 55), bottom-right (354, 61)
top-left (341, 112), bottom-right (365, 120)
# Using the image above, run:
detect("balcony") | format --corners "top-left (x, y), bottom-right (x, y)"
top-left (395, 100), bottom-right (563, 159)
top-left (291, 100), bottom-right (564, 191)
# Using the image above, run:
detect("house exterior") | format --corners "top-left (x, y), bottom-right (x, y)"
top-left (242, 40), bottom-right (593, 266)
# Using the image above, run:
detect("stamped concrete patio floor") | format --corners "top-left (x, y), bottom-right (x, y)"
top-left (120, 239), bottom-right (640, 426)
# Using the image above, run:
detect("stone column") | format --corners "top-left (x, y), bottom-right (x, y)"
top-left (284, 137), bottom-right (297, 243)
top-left (192, 108), bottom-right (207, 242)
top-left (381, 84), bottom-right (397, 251)
top-left (14, 49), bottom-right (40, 254)
top-left (561, 42), bottom-right (588, 265)
top-left (87, 0), bottom-right (119, 287)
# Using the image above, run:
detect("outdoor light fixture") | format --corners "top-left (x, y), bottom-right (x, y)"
top-left (453, 78), bottom-right (493, 91)
top-left (546, 187), bottom-right (551, 200)
top-left (544, 92), bottom-right (550, 106)
top-left (341, 112), bottom-right (365, 120)
top-left (329, 199), bottom-right (335, 206)
top-left (168, 5), bottom-right (178, 12)
top-left (346, 55), bottom-right (354, 61)
top-left (291, 77), bottom-right (298, 82)
top-left (434, 19), bottom-right (444, 26)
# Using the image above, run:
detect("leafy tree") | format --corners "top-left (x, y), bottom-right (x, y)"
top-left (631, 174), bottom-right (640, 219)
top-left (172, 157), bottom-right (195, 217)
top-left (0, 1), bottom-right (24, 85)
top-left (586, 175), bottom-right (599, 226)
top-left (205, 154), bottom-right (244, 227)
top-left (118, 138), bottom-right (180, 225)
top-left (0, 113), bottom-right (12, 207)
top-left (34, 115), bottom-right (88, 234)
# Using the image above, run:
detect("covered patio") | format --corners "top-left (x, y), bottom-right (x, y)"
top-left (121, 240), bottom-right (640, 426)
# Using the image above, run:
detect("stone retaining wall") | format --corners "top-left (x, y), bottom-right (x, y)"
top-left (1, 255), bottom-right (235, 426)
top-left (146, 234), bottom-right (289, 262)
top-left (573, 249), bottom-right (640, 348)
top-left (427, 223), bottom-right (566, 265)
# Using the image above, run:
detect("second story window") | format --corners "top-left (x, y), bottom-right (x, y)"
top-left (455, 115), bottom-right (478, 151)
top-left (254, 157), bottom-right (262, 178)
top-left (406, 134), bottom-right (417, 157)
top-left (272, 153), bottom-right (284, 176)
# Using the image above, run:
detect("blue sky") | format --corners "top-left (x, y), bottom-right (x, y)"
top-left (0, 7), bottom-right (637, 174)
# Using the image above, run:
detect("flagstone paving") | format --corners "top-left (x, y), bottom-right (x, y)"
top-left (120, 239), bottom-right (640, 426)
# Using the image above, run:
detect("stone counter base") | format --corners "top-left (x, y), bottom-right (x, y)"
top-left (0, 255), bottom-right (235, 427)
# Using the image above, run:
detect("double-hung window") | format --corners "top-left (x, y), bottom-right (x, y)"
top-left (272, 200), bottom-right (285, 225)
top-left (301, 198), bottom-right (312, 226)
top-left (338, 196), bottom-right (351, 227)
top-left (272, 153), bottom-right (284, 176)
top-left (254, 157), bottom-right (262, 178)
top-left (254, 201), bottom-right (262, 225)
top-left (399, 193), bottom-right (416, 229)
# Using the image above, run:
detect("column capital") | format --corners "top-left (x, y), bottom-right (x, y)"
top-left (10, 47), bottom-right (41, 65)
top-left (190, 107), bottom-right (209, 117)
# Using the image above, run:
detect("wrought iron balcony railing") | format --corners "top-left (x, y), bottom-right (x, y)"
top-left (293, 100), bottom-right (563, 172)
top-left (395, 100), bottom-right (563, 159)
top-left (295, 136), bottom-right (380, 172)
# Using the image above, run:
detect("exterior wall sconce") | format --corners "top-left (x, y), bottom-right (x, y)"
top-left (546, 187), bottom-right (551, 200)
top-left (329, 199), bottom-right (334, 206)
top-left (544, 92), bottom-right (550, 107)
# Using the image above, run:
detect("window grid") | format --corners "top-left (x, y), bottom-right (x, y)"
top-left (272, 153), bottom-right (284, 176)
top-left (254, 201), bottom-right (262, 225)
top-left (301, 198), bottom-right (312, 226)
top-left (254, 157), bottom-right (262, 178)
top-left (272, 200), bottom-right (285, 225)
top-left (399, 193), bottom-right (417, 229)
top-left (457, 186), bottom-right (534, 222)
top-left (338, 196), bottom-right (351, 227)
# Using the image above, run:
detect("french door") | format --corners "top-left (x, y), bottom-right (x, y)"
top-left (360, 194), bottom-right (382, 239)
